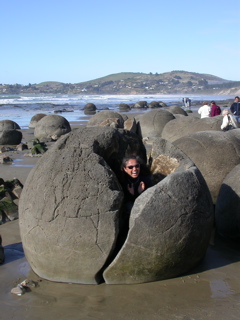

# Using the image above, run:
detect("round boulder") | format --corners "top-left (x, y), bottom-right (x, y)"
top-left (119, 103), bottom-right (131, 112)
top-left (173, 130), bottom-right (240, 203)
top-left (29, 114), bottom-right (47, 128)
top-left (167, 105), bottom-right (188, 116)
top-left (148, 101), bottom-right (161, 108)
top-left (133, 101), bottom-right (148, 109)
top-left (84, 103), bottom-right (97, 115)
top-left (19, 127), bottom-right (147, 284)
top-left (0, 120), bottom-right (20, 131)
top-left (215, 164), bottom-right (240, 239)
top-left (87, 110), bottom-right (124, 128)
top-left (162, 116), bottom-right (222, 143)
top-left (0, 129), bottom-right (22, 145)
top-left (34, 114), bottom-right (71, 140)
top-left (137, 109), bottom-right (175, 139)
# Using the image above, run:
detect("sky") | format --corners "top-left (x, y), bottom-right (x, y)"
top-left (1, 0), bottom-right (240, 85)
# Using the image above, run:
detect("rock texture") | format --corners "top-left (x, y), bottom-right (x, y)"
top-left (215, 164), bottom-right (240, 239)
top-left (29, 114), bottom-right (47, 128)
top-left (103, 167), bottom-right (214, 284)
top-left (173, 130), bottom-right (240, 203)
top-left (34, 114), bottom-right (71, 140)
top-left (162, 116), bottom-right (223, 142)
top-left (87, 111), bottom-right (125, 128)
top-left (19, 127), bottom-right (146, 284)
top-left (137, 109), bottom-right (175, 139)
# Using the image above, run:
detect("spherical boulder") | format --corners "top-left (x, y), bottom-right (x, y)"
top-left (137, 109), bottom-right (175, 139)
top-left (29, 114), bottom-right (47, 128)
top-left (215, 164), bottom-right (240, 239)
top-left (173, 130), bottom-right (240, 203)
top-left (87, 110), bottom-right (124, 128)
top-left (162, 116), bottom-right (222, 143)
top-left (0, 120), bottom-right (20, 131)
top-left (19, 127), bottom-right (147, 284)
top-left (34, 114), bottom-right (71, 140)
top-left (148, 101), bottom-right (161, 108)
top-left (133, 101), bottom-right (148, 109)
top-left (84, 103), bottom-right (97, 115)
top-left (0, 129), bottom-right (22, 145)
top-left (119, 103), bottom-right (131, 112)
top-left (167, 105), bottom-right (188, 116)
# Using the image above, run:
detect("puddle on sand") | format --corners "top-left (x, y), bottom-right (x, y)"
top-left (210, 279), bottom-right (234, 298)
top-left (10, 159), bottom-right (35, 167)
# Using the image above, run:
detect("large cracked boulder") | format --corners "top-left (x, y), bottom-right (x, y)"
top-left (103, 166), bottom-right (213, 284)
top-left (215, 164), bottom-right (240, 239)
top-left (19, 127), bottom-right (214, 285)
top-left (34, 114), bottom-right (71, 140)
top-left (173, 130), bottom-right (240, 203)
top-left (19, 127), bottom-right (146, 284)
top-left (137, 109), bottom-right (175, 139)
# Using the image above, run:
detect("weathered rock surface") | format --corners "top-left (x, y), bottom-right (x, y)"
top-left (0, 120), bottom-right (21, 131)
top-left (173, 130), bottom-right (240, 203)
top-left (162, 116), bottom-right (222, 142)
top-left (19, 127), bottom-right (146, 284)
top-left (19, 127), bottom-right (214, 285)
top-left (215, 164), bottom-right (240, 239)
top-left (103, 167), bottom-right (214, 284)
top-left (29, 114), bottom-right (47, 128)
top-left (0, 129), bottom-right (22, 145)
top-left (137, 109), bottom-right (175, 139)
top-left (34, 114), bottom-right (71, 140)
top-left (167, 105), bottom-right (188, 116)
top-left (87, 111), bottom-right (124, 128)
top-left (149, 138), bottom-right (194, 184)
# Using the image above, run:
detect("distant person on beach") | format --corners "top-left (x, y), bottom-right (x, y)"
top-left (221, 109), bottom-right (238, 131)
top-left (182, 97), bottom-right (191, 110)
top-left (210, 101), bottom-right (221, 117)
top-left (230, 96), bottom-right (240, 123)
top-left (198, 101), bottom-right (211, 118)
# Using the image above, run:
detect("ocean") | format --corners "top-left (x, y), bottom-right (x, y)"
top-left (0, 93), bottom-right (233, 129)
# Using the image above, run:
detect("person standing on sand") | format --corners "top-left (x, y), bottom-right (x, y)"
top-left (210, 101), bottom-right (221, 117)
top-left (230, 96), bottom-right (240, 123)
top-left (198, 101), bottom-right (211, 118)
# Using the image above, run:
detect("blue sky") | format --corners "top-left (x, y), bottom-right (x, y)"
top-left (1, 0), bottom-right (239, 85)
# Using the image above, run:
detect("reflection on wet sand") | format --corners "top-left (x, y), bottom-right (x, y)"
top-left (0, 220), bottom-right (239, 320)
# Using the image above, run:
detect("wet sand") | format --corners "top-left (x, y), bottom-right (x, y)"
top-left (0, 117), bottom-right (240, 320)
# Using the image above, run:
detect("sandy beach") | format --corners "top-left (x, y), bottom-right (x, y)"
top-left (0, 118), bottom-right (240, 320)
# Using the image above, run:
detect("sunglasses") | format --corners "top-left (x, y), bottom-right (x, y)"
top-left (127, 164), bottom-right (140, 169)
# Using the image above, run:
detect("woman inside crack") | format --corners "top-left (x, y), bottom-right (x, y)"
top-left (120, 155), bottom-right (152, 215)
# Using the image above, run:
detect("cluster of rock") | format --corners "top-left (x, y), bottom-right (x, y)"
top-left (0, 178), bottom-right (23, 224)
top-left (19, 108), bottom-right (215, 284)
top-left (4, 104), bottom-right (238, 285)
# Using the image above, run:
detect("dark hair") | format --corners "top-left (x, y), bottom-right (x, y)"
top-left (235, 96), bottom-right (240, 99)
top-left (121, 155), bottom-right (142, 170)
top-left (211, 101), bottom-right (215, 104)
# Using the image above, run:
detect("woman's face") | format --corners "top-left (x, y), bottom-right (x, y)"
top-left (124, 159), bottom-right (140, 179)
